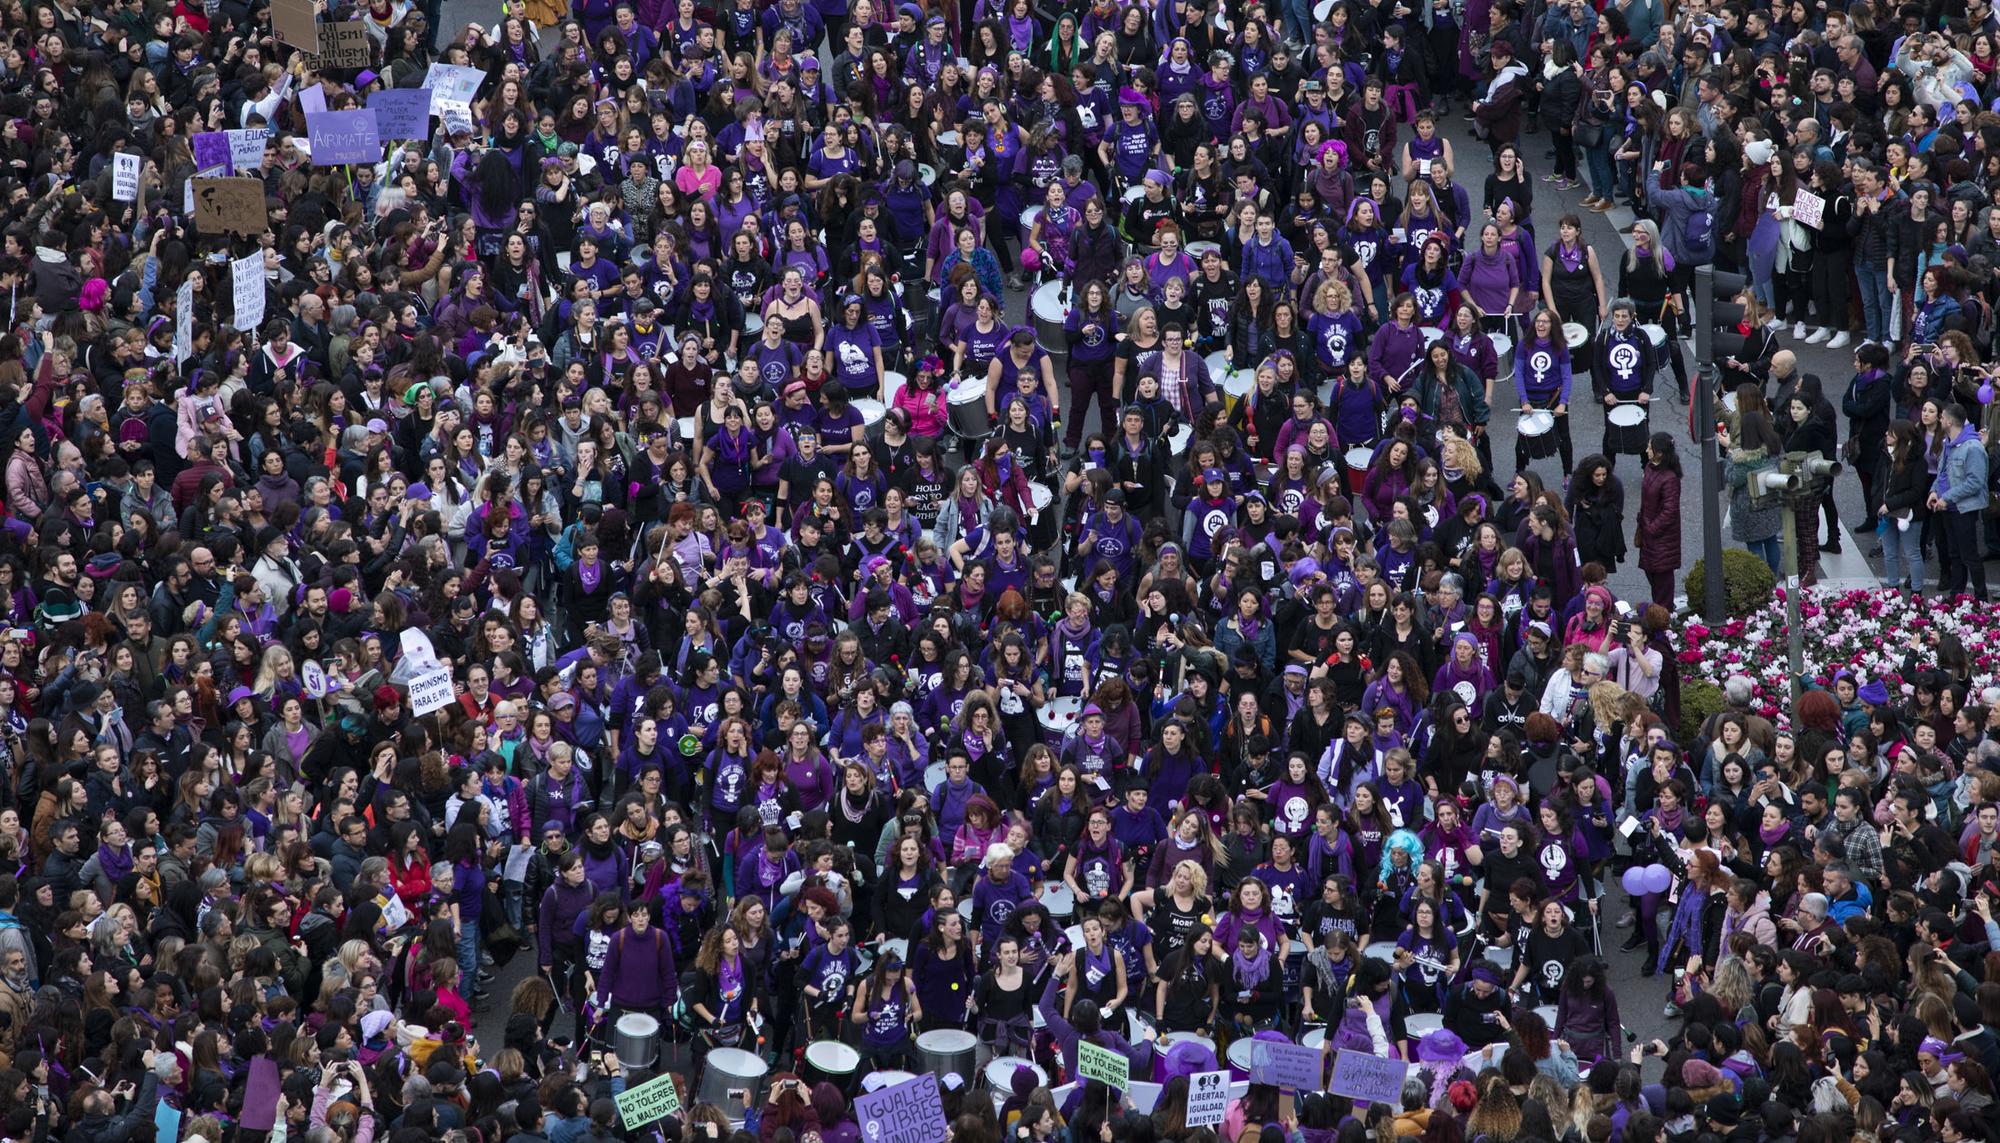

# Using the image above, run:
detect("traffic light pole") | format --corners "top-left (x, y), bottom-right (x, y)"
top-left (1693, 265), bottom-right (1727, 622)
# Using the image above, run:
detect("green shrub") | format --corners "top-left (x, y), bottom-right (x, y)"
top-left (1683, 550), bottom-right (1777, 618)
top-left (1678, 679), bottom-right (1728, 747)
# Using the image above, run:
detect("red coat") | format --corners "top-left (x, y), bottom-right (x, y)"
top-left (1637, 465), bottom-right (1682, 574)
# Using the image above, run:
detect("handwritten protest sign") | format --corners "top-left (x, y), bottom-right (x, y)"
top-left (227, 128), bottom-right (269, 172)
top-left (407, 668), bottom-right (454, 715)
top-left (368, 87), bottom-right (433, 140)
top-left (317, 21), bottom-right (371, 68)
top-left (305, 109), bottom-right (380, 165)
top-left (173, 277), bottom-right (195, 365)
top-left (232, 252), bottom-right (265, 332)
top-left (190, 178), bottom-right (268, 236)
top-left (1792, 189), bottom-right (1825, 230)
top-left (854, 1073), bottom-right (945, 1143)
top-left (1249, 1040), bottom-right (1324, 1090)
top-left (423, 62), bottom-right (483, 113)
top-left (1329, 1050), bottom-right (1409, 1105)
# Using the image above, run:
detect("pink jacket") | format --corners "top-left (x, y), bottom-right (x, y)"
top-left (893, 380), bottom-right (950, 438)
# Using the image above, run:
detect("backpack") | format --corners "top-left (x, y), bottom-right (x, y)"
top-left (1681, 192), bottom-right (1717, 264)
top-left (552, 521), bottom-right (584, 572)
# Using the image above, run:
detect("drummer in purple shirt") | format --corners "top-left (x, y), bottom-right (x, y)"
top-left (986, 329), bottom-right (1058, 421)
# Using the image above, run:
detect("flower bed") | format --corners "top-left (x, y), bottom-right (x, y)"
top-left (1675, 588), bottom-right (2000, 725)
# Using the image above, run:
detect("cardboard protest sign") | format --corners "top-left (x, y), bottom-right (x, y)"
top-left (190, 178), bottom-right (268, 236)
top-left (317, 21), bottom-right (371, 68)
top-left (271, 0), bottom-right (316, 47)
top-left (226, 128), bottom-right (269, 172)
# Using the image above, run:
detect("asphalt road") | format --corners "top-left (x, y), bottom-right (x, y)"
top-left (427, 10), bottom-right (1822, 1077)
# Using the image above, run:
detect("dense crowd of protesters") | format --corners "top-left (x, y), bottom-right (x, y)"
top-left (3, 0), bottom-right (2000, 1141)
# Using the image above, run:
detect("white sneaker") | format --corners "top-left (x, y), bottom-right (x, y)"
top-left (1792, 322), bottom-right (1807, 340)
top-left (1763, 317), bottom-right (1782, 331)
top-left (1805, 327), bottom-right (1830, 344)
top-left (1826, 332), bottom-right (1851, 350)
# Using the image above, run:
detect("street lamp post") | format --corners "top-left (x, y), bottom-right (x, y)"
top-left (1751, 451), bottom-right (1841, 704)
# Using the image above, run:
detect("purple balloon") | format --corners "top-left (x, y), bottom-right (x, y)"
top-left (1621, 866), bottom-right (1649, 895)
top-left (1643, 864), bottom-right (1674, 895)
top-left (1980, 382), bottom-right (1995, 406)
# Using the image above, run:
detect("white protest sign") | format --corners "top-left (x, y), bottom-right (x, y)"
top-left (111, 153), bottom-right (141, 202)
top-left (423, 62), bottom-right (483, 114)
top-left (407, 668), bottom-right (454, 716)
top-left (227, 129), bottom-right (269, 173)
top-left (301, 660), bottom-right (329, 698)
top-left (173, 277), bottom-right (195, 364)
top-left (1791, 188), bottom-right (1825, 230)
top-left (231, 252), bottom-right (265, 332)
top-left (1185, 1070), bottom-right (1230, 1128)
top-left (400, 628), bottom-right (442, 670)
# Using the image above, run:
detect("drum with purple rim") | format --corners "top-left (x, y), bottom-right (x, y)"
top-left (1039, 695), bottom-right (1082, 750)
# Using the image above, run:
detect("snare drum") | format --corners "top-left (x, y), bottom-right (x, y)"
top-left (1364, 940), bottom-right (1401, 962)
top-left (986, 1056), bottom-right (1048, 1092)
top-left (1344, 445), bottom-right (1375, 495)
top-left (1029, 481), bottom-right (1054, 518)
top-left (1040, 883), bottom-right (1077, 925)
top-left (1517, 409), bottom-right (1560, 462)
top-left (880, 371), bottom-right (908, 408)
top-left (861, 1070), bottom-right (916, 1094)
top-left (743, 313), bottom-right (764, 337)
top-left (676, 415), bottom-right (697, 446)
top-left (1123, 184), bottom-right (1146, 204)
top-left (1406, 1013), bottom-right (1446, 1037)
top-left (853, 398), bottom-right (887, 428)
top-left (1605, 401), bottom-right (1648, 454)
top-left (1032, 281), bottom-right (1068, 350)
top-left (803, 1040), bottom-right (862, 1093)
top-left (1490, 333), bottom-right (1515, 376)
top-left (1039, 695), bottom-right (1083, 749)
top-left (916, 1029), bottom-right (979, 1079)
top-left (1203, 350), bottom-right (1231, 383)
top-left (1226, 1038), bottom-right (1257, 1081)
top-left (1168, 424), bottom-right (1192, 454)
top-left (1640, 323), bottom-right (1667, 348)
top-left (947, 376), bottom-right (992, 440)
top-left (1020, 205), bottom-right (1043, 235)
top-left (1562, 322), bottom-right (1590, 349)
top-left (696, 1047), bottom-right (769, 1116)
top-left (1222, 369), bottom-right (1255, 410)
top-left (919, 163), bottom-right (937, 187)
top-left (1422, 326), bottom-right (1444, 346)
top-left (613, 1012), bottom-right (660, 1069)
